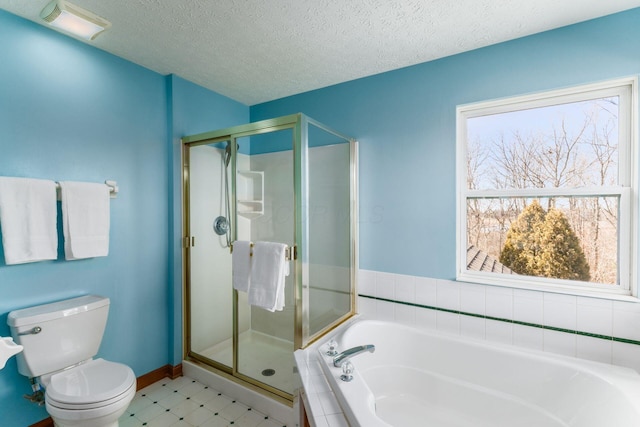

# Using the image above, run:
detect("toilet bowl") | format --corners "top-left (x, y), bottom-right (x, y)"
top-left (7, 295), bottom-right (136, 427)
top-left (45, 359), bottom-right (136, 427)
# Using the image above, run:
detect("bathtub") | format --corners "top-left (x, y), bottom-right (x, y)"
top-left (317, 320), bottom-right (640, 427)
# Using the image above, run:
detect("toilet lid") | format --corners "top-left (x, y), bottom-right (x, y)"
top-left (46, 358), bottom-right (136, 408)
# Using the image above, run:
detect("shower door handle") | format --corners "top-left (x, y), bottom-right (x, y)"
top-left (286, 245), bottom-right (297, 261)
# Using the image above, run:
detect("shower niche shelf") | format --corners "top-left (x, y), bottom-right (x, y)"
top-left (237, 170), bottom-right (264, 219)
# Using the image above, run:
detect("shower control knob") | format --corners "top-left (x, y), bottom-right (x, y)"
top-left (213, 216), bottom-right (229, 236)
top-left (326, 339), bottom-right (338, 356)
top-left (340, 362), bottom-right (354, 382)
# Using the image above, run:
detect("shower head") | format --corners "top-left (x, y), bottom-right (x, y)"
top-left (224, 142), bottom-right (239, 168)
top-left (224, 143), bottom-right (231, 167)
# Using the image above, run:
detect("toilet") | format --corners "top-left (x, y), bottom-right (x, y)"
top-left (8, 295), bottom-right (136, 427)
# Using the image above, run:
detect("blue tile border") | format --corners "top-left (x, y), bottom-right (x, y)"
top-left (359, 294), bottom-right (640, 347)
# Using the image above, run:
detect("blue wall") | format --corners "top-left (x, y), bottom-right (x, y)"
top-left (0, 11), bottom-right (248, 426)
top-left (251, 8), bottom-right (640, 280)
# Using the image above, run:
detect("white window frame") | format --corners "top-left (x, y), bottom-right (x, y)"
top-left (456, 77), bottom-right (638, 300)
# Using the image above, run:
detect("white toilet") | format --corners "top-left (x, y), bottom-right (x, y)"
top-left (8, 295), bottom-right (136, 427)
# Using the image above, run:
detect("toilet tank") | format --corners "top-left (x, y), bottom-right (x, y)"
top-left (7, 295), bottom-right (110, 378)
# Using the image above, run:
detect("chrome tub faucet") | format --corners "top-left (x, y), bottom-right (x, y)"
top-left (333, 344), bottom-right (375, 367)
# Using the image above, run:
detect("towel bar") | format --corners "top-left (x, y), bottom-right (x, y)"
top-left (230, 242), bottom-right (296, 261)
top-left (55, 180), bottom-right (118, 200)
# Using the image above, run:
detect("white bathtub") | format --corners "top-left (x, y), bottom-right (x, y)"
top-left (318, 320), bottom-right (640, 427)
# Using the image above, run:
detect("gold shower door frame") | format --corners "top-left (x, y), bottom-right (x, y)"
top-left (181, 113), bottom-right (358, 402)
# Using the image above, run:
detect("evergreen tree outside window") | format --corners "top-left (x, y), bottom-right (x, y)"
top-left (500, 200), bottom-right (590, 282)
top-left (456, 78), bottom-right (637, 298)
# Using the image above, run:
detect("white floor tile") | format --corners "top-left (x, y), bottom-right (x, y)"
top-left (200, 416), bottom-right (231, 427)
top-left (182, 406), bottom-right (216, 426)
top-left (147, 411), bottom-right (180, 427)
top-left (170, 399), bottom-right (203, 417)
top-left (204, 394), bottom-right (234, 413)
top-left (121, 376), bottom-right (288, 427)
top-left (158, 391), bottom-right (187, 409)
top-left (132, 401), bottom-right (166, 422)
top-left (179, 381), bottom-right (208, 397)
top-left (234, 410), bottom-right (267, 427)
top-left (191, 387), bottom-right (221, 404)
top-left (219, 401), bottom-right (250, 421)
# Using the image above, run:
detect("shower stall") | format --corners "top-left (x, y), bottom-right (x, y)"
top-left (181, 114), bottom-right (357, 400)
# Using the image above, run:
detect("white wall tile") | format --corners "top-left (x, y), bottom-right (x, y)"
top-left (543, 293), bottom-right (577, 330)
top-left (376, 300), bottom-right (395, 322)
top-left (317, 392), bottom-right (342, 415)
top-left (358, 269), bottom-right (640, 373)
top-left (395, 274), bottom-right (416, 303)
top-left (460, 283), bottom-right (485, 316)
top-left (324, 413), bottom-right (350, 427)
top-left (544, 329), bottom-right (576, 357)
top-left (415, 276), bottom-right (437, 307)
top-left (436, 279), bottom-right (460, 311)
top-left (486, 319), bottom-right (512, 345)
top-left (612, 341), bottom-right (640, 373)
top-left (375, 272), bottom-right (395, 300)
top-left (395, 303), bottom-right (415, 325)
top-left (486, 287), bottom-right (513, 320)
top-left (513, 324), bottom-right (543, 351)
top-left (436, 311), bottom-right (460, 335)
top-left (460, 315), bottom-right (485, 340)
top-left (357, 269), bottom-right (376, 296)
top-left (613, 301), bottom-right (640, 342)
top-left (415, 307), bottom-right (437, 331)
top-left (514, 289), bottom-right (543, 300)
top-left (513, 290), bottom-right (544, 325)
top-left (357, 296), bottom-right (376, 319)
top-left (313, 416), bottom-right (330, 427)
top-left (576, 335), bottom-right (612, 364)
top-left (576, 297), bottom-right (613, 337)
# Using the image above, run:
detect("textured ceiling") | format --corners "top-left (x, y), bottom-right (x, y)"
top-left (2, 0), bottom-right (640, 105)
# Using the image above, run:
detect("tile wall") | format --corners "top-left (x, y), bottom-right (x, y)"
top-left (357, 269), bottom-right (640, 373)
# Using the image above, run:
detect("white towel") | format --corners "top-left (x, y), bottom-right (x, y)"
top-left (0, 177), bottom-right (58, 265)
top-left (248, 242), bottom-right (289, 312)
top-left (59, 181), bottom-right (110, 260)
top-left (232, 240), bottom-right (252, 292)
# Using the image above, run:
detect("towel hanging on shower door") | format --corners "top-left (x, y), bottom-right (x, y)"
top-left (232, 240), bottom-right (252, 292)
top-left (248, 241), bottom-right (289, 312)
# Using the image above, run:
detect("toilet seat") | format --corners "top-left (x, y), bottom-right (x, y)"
top-left (45, 358), bottom-right (136, 410)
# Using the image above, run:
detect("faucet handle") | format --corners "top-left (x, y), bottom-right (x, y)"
top-left (340, 362), bottom-right (354, 382)
top-left (326, 339), bottom-right (338, 356)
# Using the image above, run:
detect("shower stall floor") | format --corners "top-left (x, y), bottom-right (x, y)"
top-left (198, 330), bottom-right (295, 395)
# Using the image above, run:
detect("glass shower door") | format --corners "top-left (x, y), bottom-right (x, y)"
top-left (235, 129), bottom-right (296, 396)
top-left (306, 122), bottom-right (355, 336)
top-left (186, 141), bottom-right (234, 369)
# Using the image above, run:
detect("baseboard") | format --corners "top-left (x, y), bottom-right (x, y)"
top-left (29, 418), bottom-right (53, 427)
top-left (29, 363), bottom-right (183, 427)
top-left (136, 363), bottom-right (183, 390)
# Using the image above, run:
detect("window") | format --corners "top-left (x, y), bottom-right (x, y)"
top-left (457, 78), bottom-right (637, 298)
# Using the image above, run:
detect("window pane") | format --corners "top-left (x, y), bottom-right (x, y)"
top-left (467, 98), bottom-right (619, 191)
top-left (466, 196), bottom-right (619, 286)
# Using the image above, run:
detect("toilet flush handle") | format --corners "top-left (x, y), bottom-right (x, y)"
top-left (19, 326), bottom-right (42, 336)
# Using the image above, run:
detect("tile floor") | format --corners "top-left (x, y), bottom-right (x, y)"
top-left (119, 376), bottom-right (287, 427)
